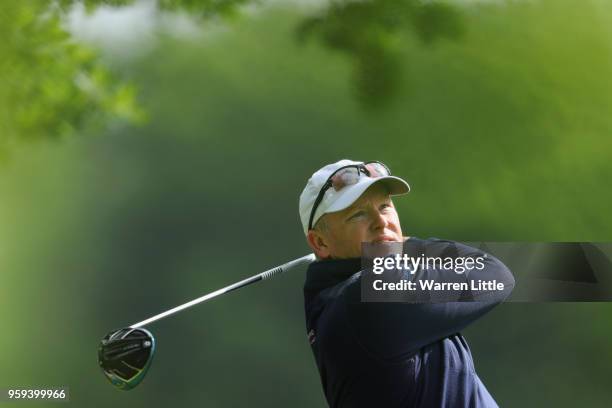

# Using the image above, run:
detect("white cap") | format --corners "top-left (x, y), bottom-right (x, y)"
top-left (299, 159), bottom-right (410, 235)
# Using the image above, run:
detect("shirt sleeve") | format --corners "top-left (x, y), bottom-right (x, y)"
top-left (344, 238), bottom-right (515, 361)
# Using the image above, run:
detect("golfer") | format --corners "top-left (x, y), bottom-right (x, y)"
top-left (299, 159), bottom-right (514, 407)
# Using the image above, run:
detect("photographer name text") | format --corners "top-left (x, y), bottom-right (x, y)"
top-left (373, 279), bottom-right (506, 291)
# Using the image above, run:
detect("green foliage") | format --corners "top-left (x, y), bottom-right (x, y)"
top-left (57, 0), bottom-right (252, 17)
top-left (158, 0), bottom-right (252, 17)
top-left (297, 0), bottom-right (463, 109)
top-left (0, 0), bottom-right (144, 155)
top-left (0, 0), bottom-right (463, 155)
top-left (57, 0), bottom-right (133, 11)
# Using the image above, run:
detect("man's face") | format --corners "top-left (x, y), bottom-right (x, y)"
top-left (307, 183), bottom-right (403, 259)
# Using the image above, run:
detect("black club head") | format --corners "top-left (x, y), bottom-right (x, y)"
top-left (98, 327), bottom-right (156, 390)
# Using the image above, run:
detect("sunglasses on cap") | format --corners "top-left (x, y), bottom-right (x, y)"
top-left (308, 161), bottom-right (391, 231)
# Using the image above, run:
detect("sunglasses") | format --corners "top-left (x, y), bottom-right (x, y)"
top-left (308, 161), bottom-right (391, 231)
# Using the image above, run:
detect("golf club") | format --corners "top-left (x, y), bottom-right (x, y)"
top-left (98, 253), bottom-right (316, 390)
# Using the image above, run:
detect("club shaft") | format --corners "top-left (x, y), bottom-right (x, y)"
top-left (130, 253), bottom-right (316, 328)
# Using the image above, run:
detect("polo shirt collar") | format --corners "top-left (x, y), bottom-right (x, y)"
top-left (304, 257), bottom-right (362, 295)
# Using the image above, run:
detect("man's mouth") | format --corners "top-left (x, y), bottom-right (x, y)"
top-left (372, 236), bottom-right (398, 243)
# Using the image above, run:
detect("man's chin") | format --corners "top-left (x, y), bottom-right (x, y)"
top-left (362, 240), bottom-right (403, 258)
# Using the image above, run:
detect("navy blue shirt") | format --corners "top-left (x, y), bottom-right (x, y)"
top-left (304, 238), bottom-right (515, 408)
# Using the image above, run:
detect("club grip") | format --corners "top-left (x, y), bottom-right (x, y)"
top-left (260, 253), bottom-right (316, 280)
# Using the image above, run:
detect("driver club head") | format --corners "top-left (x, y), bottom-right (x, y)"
top-left (98, 327), bottom-right (156, 390)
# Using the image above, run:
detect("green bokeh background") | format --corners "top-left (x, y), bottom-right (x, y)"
top-left (1, 0), bottom-right (611, 406)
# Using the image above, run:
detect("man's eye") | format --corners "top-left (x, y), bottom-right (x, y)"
top-left (380, 204), bottom-right (391, 211)
top-left (348, 211), bottom-right (365, 220)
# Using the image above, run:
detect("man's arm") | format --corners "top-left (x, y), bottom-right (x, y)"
top-left (344, 238), bottom-right (515, 361)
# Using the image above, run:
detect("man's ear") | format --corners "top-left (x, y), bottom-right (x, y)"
top-left (307, 229), bottom-right (331, 259)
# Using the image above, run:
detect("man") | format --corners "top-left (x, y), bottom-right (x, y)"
top-left (299, 159), bottom-right (514, 407)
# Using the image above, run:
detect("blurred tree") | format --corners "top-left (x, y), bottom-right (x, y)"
top-left (1, 0), bottom-right (462, 154)
top-left (0, 0), bottom-right (144, 155)
top-left (0, 0), bottom-right (251, 155)
top-left (297, 0), bottom-right (463, 109)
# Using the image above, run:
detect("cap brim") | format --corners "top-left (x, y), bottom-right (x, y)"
top-left (326, 176), bottom-right (410, 214)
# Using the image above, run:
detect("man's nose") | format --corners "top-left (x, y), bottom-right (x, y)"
top-left (371, 209), bottom-right (389, 230)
